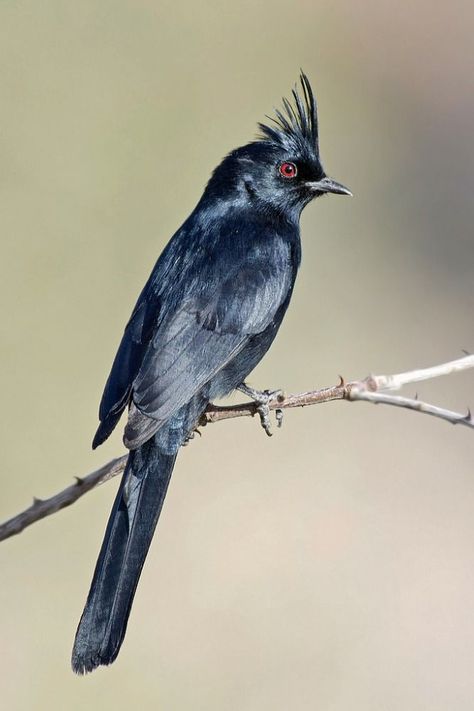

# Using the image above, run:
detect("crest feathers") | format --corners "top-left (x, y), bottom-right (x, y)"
top-left (258, 71), bottom-right (319, 154)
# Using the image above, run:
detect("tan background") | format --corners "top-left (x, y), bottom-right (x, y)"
top-left (1, 2), bottom-right (474, 709)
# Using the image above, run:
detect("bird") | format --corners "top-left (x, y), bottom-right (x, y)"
top-left (71, 72), bottom-right (351, 674)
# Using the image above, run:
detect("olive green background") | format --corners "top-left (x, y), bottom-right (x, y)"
top-left (1, 2), bottom-right (474, 709)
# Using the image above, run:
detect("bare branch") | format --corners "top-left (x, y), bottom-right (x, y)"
top-left (0, 457), bottom-right (127, 543)
top-left (200, 382), bottom-right (346, 425)
top-left (369, 354), bottom-right (474, 391)
top-left (1, 354), bottom-right (473, 543)
top-left (349, 390), bottom-right (474, 429)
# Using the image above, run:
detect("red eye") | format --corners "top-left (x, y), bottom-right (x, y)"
top-left (279, 162), bottom-right (297, 179)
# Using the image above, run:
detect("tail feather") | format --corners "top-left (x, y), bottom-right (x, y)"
top-left (71, 435), bottom-right (177, 674)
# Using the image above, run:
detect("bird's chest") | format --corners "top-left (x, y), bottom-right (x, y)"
top-left (236, 226), bottom-right (300, 282)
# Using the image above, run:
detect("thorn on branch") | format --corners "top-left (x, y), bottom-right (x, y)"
top-left (75, 476), bottom-right (84, 486)
top-left (32, 497), bottom-right (43, 507)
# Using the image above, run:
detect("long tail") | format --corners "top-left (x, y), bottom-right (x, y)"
top-left (71, 434), bottom-right (177, 674)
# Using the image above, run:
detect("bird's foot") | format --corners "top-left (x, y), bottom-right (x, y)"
top-left (183, 427), bottom-right (202, 447)
top-left (237, 383), bottom-right (285, 437)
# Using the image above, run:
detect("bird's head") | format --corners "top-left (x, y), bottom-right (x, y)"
top-left (204, 72), bottom-right (351, 220)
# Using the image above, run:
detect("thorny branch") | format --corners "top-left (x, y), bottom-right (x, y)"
top-left (1, 354), bottom-right (473, 543)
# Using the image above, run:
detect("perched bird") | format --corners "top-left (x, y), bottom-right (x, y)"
top-left (72, 72), bottom-right (351, 674)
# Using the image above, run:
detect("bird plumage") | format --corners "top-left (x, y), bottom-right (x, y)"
top-left (258, 72), bottom-right (318, 154)
top-left (72, 72), bottom-right (350, 673)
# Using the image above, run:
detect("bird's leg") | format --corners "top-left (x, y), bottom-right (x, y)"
top-left (237, 383), bottom-right (285, 437)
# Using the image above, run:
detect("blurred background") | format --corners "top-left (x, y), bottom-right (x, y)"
top-left (1, 2), bottom-right (474, 709)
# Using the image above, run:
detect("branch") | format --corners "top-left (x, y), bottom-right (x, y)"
top-left (2, 354), bottom-right (473, 543)
top-left (0, 456), bottom-right (127, 543)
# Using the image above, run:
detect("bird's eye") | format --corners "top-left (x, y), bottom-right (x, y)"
top-left (279, 162), bottom-right (298, 179)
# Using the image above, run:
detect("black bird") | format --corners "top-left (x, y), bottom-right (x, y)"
top-left (71, 73), bottom-right (351, 674)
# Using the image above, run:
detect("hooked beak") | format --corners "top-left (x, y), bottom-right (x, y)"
top-left (306, 176), bottom-right (352, 196)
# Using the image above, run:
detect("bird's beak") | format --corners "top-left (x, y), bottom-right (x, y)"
top-left (306, 176), bottom-right (352, 196)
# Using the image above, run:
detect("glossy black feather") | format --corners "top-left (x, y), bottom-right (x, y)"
top-left (73, 73), bottom-right (348, 673)
top-left (94, 196), bottom-right (299, 450)
top-left (72, 437), bottom-right (176, 674)
top-left (258, 71), bottom-right (319, 156)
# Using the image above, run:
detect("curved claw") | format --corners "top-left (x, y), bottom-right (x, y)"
top-left (183, 426), bottom-right (203, 447)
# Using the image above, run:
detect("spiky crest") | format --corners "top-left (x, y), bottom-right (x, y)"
top-left (258, 71), bottom-right (319, 155)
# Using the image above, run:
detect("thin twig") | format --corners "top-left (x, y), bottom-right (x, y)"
top-left (368, 354), bottom-right (474, 391)
top-left (0, 457), bottom-right (127, 543)
top-left (1, 355), bottom-right (473, 543)
top-left (349, 390), bottom-right (474, 428)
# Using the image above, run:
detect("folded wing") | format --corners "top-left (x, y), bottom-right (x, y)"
top-left (125, 258), bottom-right (292, 447)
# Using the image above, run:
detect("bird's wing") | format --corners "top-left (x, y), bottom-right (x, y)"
top-left (92, 286), bottom-right (163, 448)
top-left (124, 252), bottom-right (293, 448)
